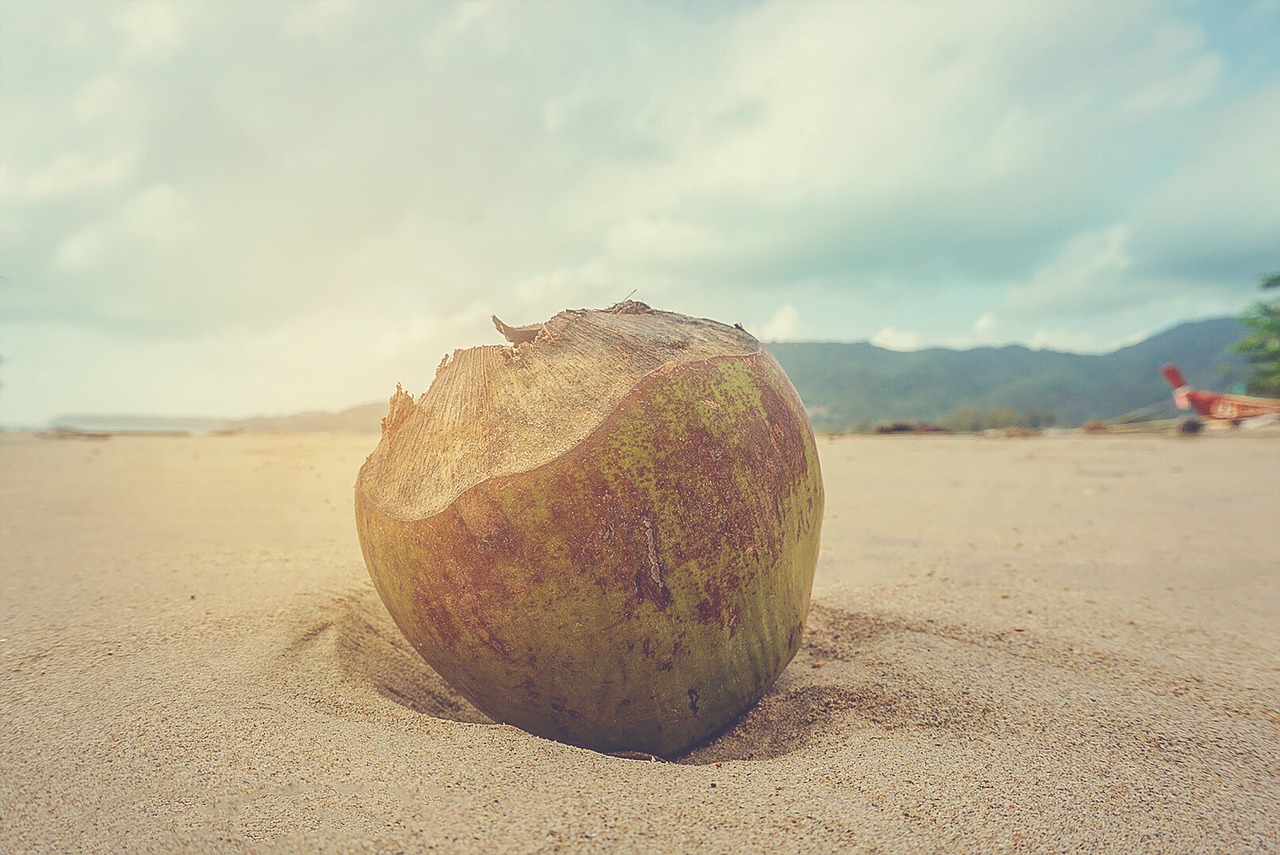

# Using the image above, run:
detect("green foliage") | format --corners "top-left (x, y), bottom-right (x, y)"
top-left (1233, 274), bottom-right (1280, 397)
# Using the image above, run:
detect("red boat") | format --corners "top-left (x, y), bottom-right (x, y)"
top-left (1162, 364), bottom-right (1280, 424)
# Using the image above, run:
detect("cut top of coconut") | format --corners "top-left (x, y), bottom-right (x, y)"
top-left (357, 302), bottom-right (761, 521)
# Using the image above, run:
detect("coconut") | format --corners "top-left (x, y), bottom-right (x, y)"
top-left (354, 301), bottom-right (823, 756)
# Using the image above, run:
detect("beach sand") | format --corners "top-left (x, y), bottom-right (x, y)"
top-left (2, 430), bottom-right (1277, 852)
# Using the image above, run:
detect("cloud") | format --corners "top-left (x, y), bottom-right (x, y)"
top-left (73, 75), bottom-right (129, 123)
top-left (1128, 82), bottom-right (1280, 281)
top-left (871, 327), bottom-right (922, 352)
top-left (1003, 225), bottom-right (1136, 317)
top-left (54, 183), bottom-right (194, 271)
top-left (999, 79), bottom-right (1280, 324)
top-left (972, 313), bottom-right (997, 338)
top-left (3, 147), bottom-right (136, 203)
top-left (114, 0), bottom-right (186, 65)
top-left (422, 1), bottom-right (507, 57)
top-left (0, 0), bottom-right (1276, 422)
top-left (759, 305), bottom-right (802, 342)
top-left (1027, 328), bottom-right (1103, 353)
top-left (282, 0), bottom-right (361, 40)
top-left (569, 1), bottom-right (1229, 282)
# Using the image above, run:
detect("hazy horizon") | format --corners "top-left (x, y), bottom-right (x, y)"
top-left (3, 312), bottom-right (1241, 428)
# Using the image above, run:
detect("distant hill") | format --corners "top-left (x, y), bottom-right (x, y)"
top-left (40, 316), bottom-right (1250, 434)
top-left (767, 317), bottom-right (1248, 431)
top-left (230, 402), bottom-right (387, 434)
top-left (44, 414), bottom-right (233, 434)
top-left (45, 403), bottom-right (389, 435)
top-left (246, 315), bottom-right (1245, 433)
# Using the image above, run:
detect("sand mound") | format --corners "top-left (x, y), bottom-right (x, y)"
top-left (278, 586), bottom-right (491, 725)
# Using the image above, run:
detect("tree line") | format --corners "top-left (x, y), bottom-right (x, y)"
top-left (1235, 273), bottom-right (1280, 397)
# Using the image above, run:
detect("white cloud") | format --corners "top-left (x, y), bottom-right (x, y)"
top-left (1004, 224), bottom-right (1135, 316)
top-left (1107, 330), bottom-right (1151, 351)
top-left (871, 327), bottom-right (922, 351)
top-left (514, 262), bottom-right (612, 305)
top-left (1129, 83), bottom-right (1280, 276)
top-left (1111, 18), bottom-right (1221, 116)
top-left (553, 0), bottom-right (1240, 291)
top-left (8, 148), bottom-right (136, 203)
top-left (1027, 323), bottom-right (1156, 354)
top-left (604, 219), bottom-right (724, 267)
top-left (115, 0), bottom-right (185, 64)
top-left (759, 304), bottom-right (801, 341)
top-left (54, 184), bottom-right (194, 271)
top-left (1120, 53), bottom-right (1221, 116)
top-left (422, 1), bottom-right (506, 57)
top-left (283, 0), bottom-right (361, 40)
top-left (73, 75), bottom-right (129, 124)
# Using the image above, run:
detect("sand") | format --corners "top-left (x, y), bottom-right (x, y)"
top-left (1, 430), bottom-right (1277, 853)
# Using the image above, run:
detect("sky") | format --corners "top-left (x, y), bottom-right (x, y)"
top-left (1, 0), bottom-right (1278, 425)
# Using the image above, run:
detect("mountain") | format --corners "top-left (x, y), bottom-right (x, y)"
top-left (767, 317), bottom-right (1248, 431)
top-left (38, 317), bottom-right (1249, 435)
top-left (229, 402), bottom-right (387, 434)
